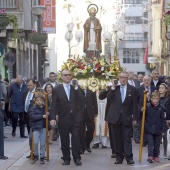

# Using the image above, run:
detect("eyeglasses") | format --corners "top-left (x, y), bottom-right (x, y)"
top-left (62, 74), bottom-right (71, 77)
top-left (119, 76), bottom-right (128, 79)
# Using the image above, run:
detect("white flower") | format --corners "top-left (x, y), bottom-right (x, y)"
top-left (84, 66), bottom-right (87, 69)
top-left (101, 67), bottom-right (104, 71)
top-left (106, 76), bottom-right (109, 79)
top-left (90, 69), bottom-right (93, 72)
top-left (93, 68), bottom-right (97, 71)
top-left (102, 73), bottom-right (105, 75)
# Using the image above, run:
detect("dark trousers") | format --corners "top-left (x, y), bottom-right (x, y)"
top-left (108, 122), bottom-right (115, 154)
top-left (58, 118), bottom-right (81, 162)
top-left (147, 133), bottom-right (160, 157)
top-left (80, 112), bottom-right (95, 150)
top-left (11, 112), bottom-right (25, 136)
top-left (24, 112), bottom-right (30, 135)
top-left (110, 118), bottom-right (133, 162)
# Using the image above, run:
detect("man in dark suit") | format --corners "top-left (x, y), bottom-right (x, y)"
top-left (136, 76), bottom-right (157, 145)
top-left (50, 69), bottom-right (84, 166)
top-left (128, 71), bottom-right (140, 88)
top-left (99, 79), bottom-right (118, 158)
top-left (79, 89), bottom-right (98, 154)
top-left (106, 71), bottom-right (138, 165)
top-left (150, 69), bottom-right (163, 88)
top-left (23, 78), bottom-right (36, 158)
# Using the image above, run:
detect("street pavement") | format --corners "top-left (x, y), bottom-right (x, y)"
top-left (1, 126), bottom-right (170, 170)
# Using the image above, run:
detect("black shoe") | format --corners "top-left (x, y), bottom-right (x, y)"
top-left (111, 153), bottom-right (116, 158)
top-left (11, 132), bottom-right (16, 137)
top-left (26, 155), bottom-right (31, 158)
top-left (102, 145), bottom-right (107, 149)
top-left (92, 143), bottom-right (99, 149)
top-left (75, 159), bottom-right (82, 166)
top-left (40, 158), bottom-right (45, 164)
top-left (127, 160), bottom-right (135, 165)
top-left (86, 147), bottom-right (92, 153)
top-left (21, 135), bottom-right (28, 138)
top-left (115, 160), bottom-right (123, 164)
top-left (4, 136), bottom-right (8, 139)
top-left (62, 160), bottom-right (70, 165)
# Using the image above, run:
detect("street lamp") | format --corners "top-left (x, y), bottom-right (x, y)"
top-left (65, 23), bottom-right (83, 58)
top-left (103, 24), bottom-right (124, 63)
top-left (32, 5), bottom-right (46, 83)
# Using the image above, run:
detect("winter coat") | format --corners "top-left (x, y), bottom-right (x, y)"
top-left (9, 82), bottom-right (28, 112)
top-left (29, 105), bottom-right (46, 131)
top-left (145, 103), bottom-right (166, 135)
top-left (159, 96), bottom-right (170, 120)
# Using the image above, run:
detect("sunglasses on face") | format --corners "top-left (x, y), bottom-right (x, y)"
top-left (62, 74), bottom-right (71, 77)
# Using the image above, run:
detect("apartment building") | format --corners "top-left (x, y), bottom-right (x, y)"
top-left (0, 0), bottom-right (47, 80)
top-left (119, 0), bottom-right (149, 75)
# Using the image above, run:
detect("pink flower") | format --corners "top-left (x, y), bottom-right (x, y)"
top-left (0, 9), bottom-right (6, 14)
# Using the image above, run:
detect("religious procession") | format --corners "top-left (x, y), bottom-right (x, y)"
top-left (1, 1), bottom-right (170, 170)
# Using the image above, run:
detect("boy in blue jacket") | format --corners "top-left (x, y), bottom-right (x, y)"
top-left (144, 90), bottom-right (166, 163)
top-left (29, 93), bottom-right (48, 164)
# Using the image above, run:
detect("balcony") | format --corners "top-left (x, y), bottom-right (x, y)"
top-left (123, 40), bottom-right (148, 48)
top-left (0, 0), bottom-right (17, 9)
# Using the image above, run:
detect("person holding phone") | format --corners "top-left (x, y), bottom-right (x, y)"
top-left (50, 70), bottom-right (84, 166)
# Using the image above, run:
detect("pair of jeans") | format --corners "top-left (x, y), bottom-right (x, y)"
top-left (33, 128), bottom-right (46, 158)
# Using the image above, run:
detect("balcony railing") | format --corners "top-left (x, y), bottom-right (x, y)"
top-left (0, 0), bottom-right (17, 9)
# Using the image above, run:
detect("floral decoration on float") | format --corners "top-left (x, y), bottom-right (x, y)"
top-left (59, 56), bottom-right (123, 91)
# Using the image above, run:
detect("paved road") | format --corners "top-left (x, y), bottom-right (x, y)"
top-left (1, 126), bottom-right (170, 170)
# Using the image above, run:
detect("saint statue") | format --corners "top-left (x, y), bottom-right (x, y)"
top-left (83, 4), bottom-right (102, 58)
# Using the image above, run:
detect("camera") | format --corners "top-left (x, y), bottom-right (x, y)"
top-left (72, 79), bottom-right (77, 85)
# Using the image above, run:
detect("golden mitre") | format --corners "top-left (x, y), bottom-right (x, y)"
top-left (89, 7), bottom-right (97, 14)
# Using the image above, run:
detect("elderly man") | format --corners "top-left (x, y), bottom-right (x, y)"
top-left (128, 71), bottom-right (140, 88)
top-left (135, 76), bottom-right (157, 145)
top-left (106, 71), bottom-right (138, 165)
top-left (9, 75), bottom-right (28, 138)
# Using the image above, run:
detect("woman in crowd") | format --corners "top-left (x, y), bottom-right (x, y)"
top-left (159, 83), bottom-right (170, 159)
top-left (44, 83), bottom-right (54, 144)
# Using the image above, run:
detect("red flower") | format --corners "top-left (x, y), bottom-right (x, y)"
top-left (95, 63), bottom-right (101, 70)
top-left (80, 65), bottom-right (85, 70)
top-left (107, 67), bottom-right (110, 71)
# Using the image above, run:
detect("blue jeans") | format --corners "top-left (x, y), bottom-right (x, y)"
top-left (33, 128), bottom-right (46, 158)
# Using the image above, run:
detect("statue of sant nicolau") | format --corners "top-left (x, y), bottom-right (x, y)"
top-left (83, 4), bottom-right (102, 58)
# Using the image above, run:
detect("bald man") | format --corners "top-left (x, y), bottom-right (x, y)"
top-left (9, 75), bottom-right (28, 138)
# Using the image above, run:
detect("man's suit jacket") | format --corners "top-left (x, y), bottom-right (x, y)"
top-left (84, 89), bottom-right (98, 119)
top-left (50, 84), bottom-right (84, 124)
top-left (128, 79), bottom-right (140, 88)
top-left (150, 79), bottom-right (163, 88)
top-left (137, 85), bottom-right (157, 118)
top-left (99, 89), bottom-right (110, 120)
top-left (106, 84), bottom-right (138, 125)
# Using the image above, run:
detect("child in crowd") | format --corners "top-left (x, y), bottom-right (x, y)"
top-left (145, 90), bottom-right (166, 163)
top-left (29, 93), bottom-right (48, 164)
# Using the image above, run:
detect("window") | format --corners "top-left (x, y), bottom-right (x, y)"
top-left (0, 0), bottom-right (17, 8)
top-left (123, 48), bottom-right (140, 63)
top-left (125, 0), bottom-right (142, 4)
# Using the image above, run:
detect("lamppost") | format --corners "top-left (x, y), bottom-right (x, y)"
top-left (103, 24), bottom-right (124, 65)
top-left (65, 23), bottom-right (83, 58)
top-left (32, 5), bottom-right (46, 83)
